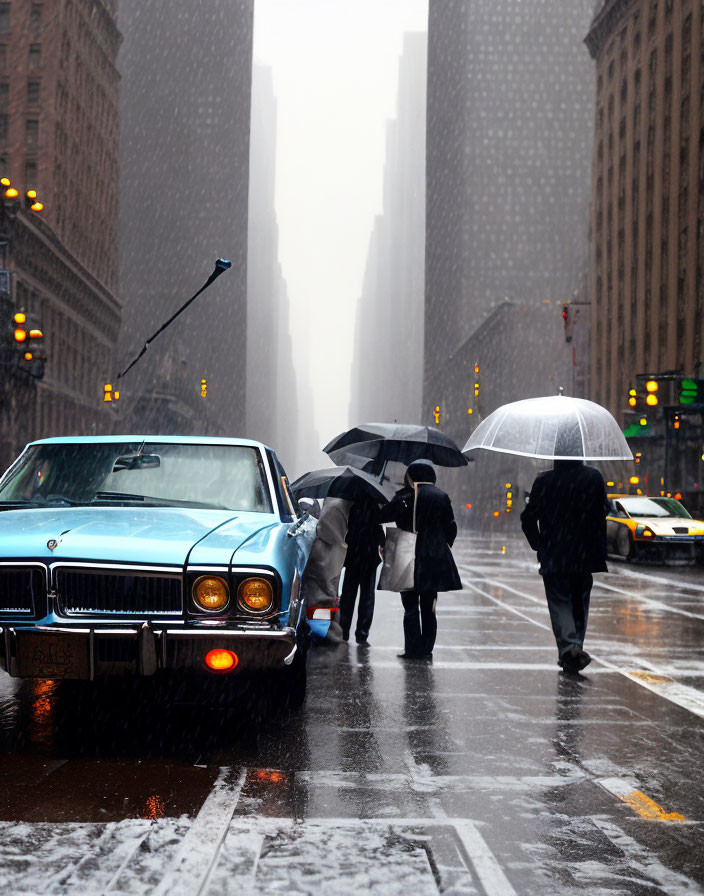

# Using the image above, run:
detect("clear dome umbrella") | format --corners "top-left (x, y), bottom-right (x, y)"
top-left (462, 395), bottom-right (633, 461)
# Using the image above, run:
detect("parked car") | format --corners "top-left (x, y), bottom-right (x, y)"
top-left (0, 436), bottom-right (317, 705)
top-left (606, 494), bottom-right (704, 564)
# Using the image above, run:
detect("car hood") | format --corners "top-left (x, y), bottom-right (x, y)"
top-left (0, 506), bottom-right (280, 567)
top-left (633, 516), bottom-right (704, 536)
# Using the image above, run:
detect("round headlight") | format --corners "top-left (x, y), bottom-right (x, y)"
top-left (193, 576), bottom-right (229, 612)
top-left (238, 577), bottom-right (274, 612)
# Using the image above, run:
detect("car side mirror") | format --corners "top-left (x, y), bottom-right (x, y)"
top-left (298, 497), bottom-right (321, 519)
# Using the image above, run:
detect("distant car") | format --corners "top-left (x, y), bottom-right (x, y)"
top-left (606, 494), bottom-right (704, 564)
top-left (0, 436), bottom-right (317, 705)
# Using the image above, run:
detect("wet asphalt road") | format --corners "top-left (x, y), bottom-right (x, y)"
top-left (2, 533), bottom-right (704, 894)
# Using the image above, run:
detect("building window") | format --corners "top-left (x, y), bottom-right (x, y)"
top-left (24, 157), bottom-right (37, 185)
top-left (30, 3), bottom-right (42, 35)
top-left (27, 79), bottom-right (39, 105)
top-left (0, 113), bottom-right (8, 142)
top-left (25, 118), bottom-right (38, 147)
top-left (0, 80), bottom-right (6, 110)
top-left (0, 4), bottom-right (9, 33)
top-left (0, 44), bottom-right (6, 69)
top-left (28, 44), bottom-right (40, 70)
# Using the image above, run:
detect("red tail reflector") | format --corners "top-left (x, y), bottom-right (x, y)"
top-left (204, 649), bottom-right (238, 672)
top-left (306, 606), bottom-right (339, 621)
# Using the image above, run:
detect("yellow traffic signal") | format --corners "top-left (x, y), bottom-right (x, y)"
top-left (0, 177), bottom-right (9, 187)
top-left (646, 380), bottom-right (659, 392)
top-left (201, 378), bottom-right (207, 398)
top-left (24, 351), bottom-right (32, 361)
top-left (13, 328), bottom-right (26, 342)
top-left (13, 312), bottom-right (26, 325)
top-left (28, 328), bottom-right (42, 339)
top-left (646, 393), bottom-right (658, 406)
top-left (4, 187), bottom-right (18, 199)
top-left (628, 387), bottom-right (637, 407)
top-left (104, 384), bottom-right (120, 402)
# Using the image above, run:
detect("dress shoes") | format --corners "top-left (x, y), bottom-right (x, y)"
top-left (341, 628), bottom-right (350, 642)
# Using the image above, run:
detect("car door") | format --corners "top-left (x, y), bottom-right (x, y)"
top-left (606, 500), bottom-right (627, 552)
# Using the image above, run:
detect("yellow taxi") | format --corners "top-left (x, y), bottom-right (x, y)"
top-left (606, 494), bottom-right (704, 564)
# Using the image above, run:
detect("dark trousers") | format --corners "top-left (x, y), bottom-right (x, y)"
top-left (401, 589), bottom-right (438, 656)
top-left (340, 559), bottom-right (377, 638)
top-left (542, 572), bottom-right (592, 658)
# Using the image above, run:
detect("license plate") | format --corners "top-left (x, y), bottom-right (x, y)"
top-left (16, 632), bottom-right (90, 679)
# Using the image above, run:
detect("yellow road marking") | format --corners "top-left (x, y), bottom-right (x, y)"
top-left (616, 790), bottom-right (685, 822)
top-left (630, 671), bottom-right (673, 685)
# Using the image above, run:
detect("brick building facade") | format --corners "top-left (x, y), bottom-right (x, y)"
top-left (586, 0), bottom-right (704, 420)
top-left (0, 0), bottom-right (123, 468)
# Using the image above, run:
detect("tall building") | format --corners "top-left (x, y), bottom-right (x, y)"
top-left (423, 0), bottom-right (595, 514)
top-left (246, 62), bottom-right (301, 473)
top-left (424, 0), bottom-right (595, 394)
top-left (118, 1), bottom-right (254, 436)
top-left (585, 0), bottom-right (704, 418)
top-left (349, 32), bottom-right (426, 426)
top-left (0, 0), bottom-right (123, 467)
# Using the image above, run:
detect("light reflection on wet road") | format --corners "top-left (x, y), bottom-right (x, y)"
top-left (2, 533), bottom-right (704, 893)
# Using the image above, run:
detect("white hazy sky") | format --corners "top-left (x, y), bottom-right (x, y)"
top-left (253, 0), bottom-right (428, 461)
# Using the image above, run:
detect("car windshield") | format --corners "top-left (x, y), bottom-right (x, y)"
top-left (620, 497), bottom-right (692, 519)
top-left (0, 442), bottom-right (273, 512)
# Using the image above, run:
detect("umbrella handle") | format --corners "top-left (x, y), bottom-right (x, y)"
top-left (378, 459), bottom-right (389, 485)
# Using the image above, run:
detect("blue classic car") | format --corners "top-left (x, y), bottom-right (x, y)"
top-left (0, 436), bottom-right (316, 705)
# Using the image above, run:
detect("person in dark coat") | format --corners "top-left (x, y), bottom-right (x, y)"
top-left (340, 494), bottom-right (385, 643)
top-left (378, 460), bottom-right (462, 659)
top-left (520, 459), bottom-right (609, 674)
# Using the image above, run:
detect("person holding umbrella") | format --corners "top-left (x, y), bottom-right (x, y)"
top-left (378, 460), bottom-right (462, 659)
top-left (520, 455), bottom-right (609, 674)
top-left (464, 394), bottom-right (632, 674)
top-left (340, 493), bottom-right (385, 643)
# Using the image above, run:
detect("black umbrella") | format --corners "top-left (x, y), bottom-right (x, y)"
top-left (324, 423), bottom-right (468, 470)
top-left (290, 466), bottom-right (394, 504)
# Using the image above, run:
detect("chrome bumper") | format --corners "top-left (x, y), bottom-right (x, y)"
top-left (0, 623), bottom-right (297, 680)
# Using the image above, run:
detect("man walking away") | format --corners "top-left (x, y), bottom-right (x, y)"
top-left (379, 460), bottom-right (461, 659)
top-left (340, 494), bottom-right (385, 644)
top-left (520, 459), bottom-right (608, 674)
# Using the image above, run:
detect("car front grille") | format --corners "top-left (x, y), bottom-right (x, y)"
top-left (56, 569), bottom-right (182, 617)
top-left (0, 566), bottom-right (43, 615)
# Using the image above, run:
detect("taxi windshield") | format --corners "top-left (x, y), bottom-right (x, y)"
top-left (620, 497), bottom-right (692, 519)
top-left (0, 442), bottom-right (273, 512)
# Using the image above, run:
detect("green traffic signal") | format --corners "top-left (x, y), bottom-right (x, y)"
top-left (679, 378), bottom-right (698, 405)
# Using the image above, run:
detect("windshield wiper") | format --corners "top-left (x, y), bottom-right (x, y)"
top-left (0, 496), bottom-right (83, 507)
top-left (91, 491), bottom-right (230, 510)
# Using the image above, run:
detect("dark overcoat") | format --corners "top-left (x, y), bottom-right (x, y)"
top-left (345, 495), bottom-right (385, 568)
top-left (379, 483), bottom-right (462, 593)
top-left (520, 462), bottom-right (609, 575)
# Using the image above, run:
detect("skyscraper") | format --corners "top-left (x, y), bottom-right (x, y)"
top-left (0, 0), bottom-right (123, 466)
top-left (349, 31), bottom-right (427, 426)
top-left (424, 0), bottom-right (595, 421)
top-left (118, 1), bottom-right (254, 434)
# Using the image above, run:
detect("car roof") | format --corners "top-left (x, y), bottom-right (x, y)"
top-left (28, 435), bottom-right (273, 450)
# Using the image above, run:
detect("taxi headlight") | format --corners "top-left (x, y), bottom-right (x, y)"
top-left (193, 576), bottom-right (229, 612)
top-left (635, 525), bottom-right (655, 538)
top-left (238, 577), bottom-right (274, 612)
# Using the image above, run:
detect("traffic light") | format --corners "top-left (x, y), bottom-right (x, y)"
top-left (103, 383), bottom-right (120, 402)
top-left (434, 405), bottom-right (440, 424)
top-left (201, 378), bottom-right (207, 398)
top-left (562, 302), bottom-right (573, 342)
top-left (2, 177), bottom-right (18, 200)
top-left (24, 189), bottom-right (43, 212)
top-left (628, 387), bottom-right (637, 407)
top-left (12, 310), bottom-right (45, 378)
top-left (645, 380), bottom-right (659, 406)
top-left (678, 378), bottom-right (704, 406)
